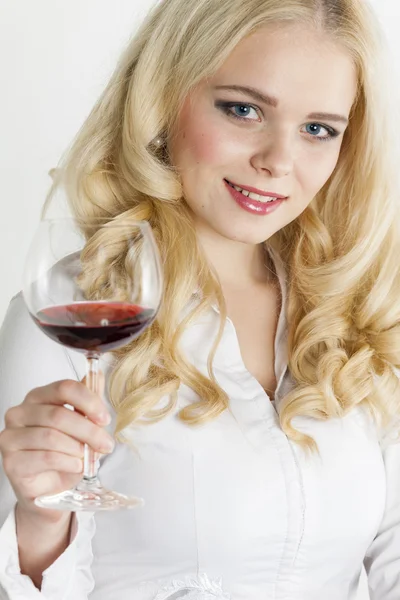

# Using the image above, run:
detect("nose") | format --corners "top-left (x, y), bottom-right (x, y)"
top-left (250, 135), bottom-right (293, 179)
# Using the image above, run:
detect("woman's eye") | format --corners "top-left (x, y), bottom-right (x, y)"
top-left (216, 102), bottom-right (260, 122)
top-left (302, 123), bottom-right (340, 141)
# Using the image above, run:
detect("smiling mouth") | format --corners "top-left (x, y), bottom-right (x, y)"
top-left (225, 179), bottom-right (280, 203)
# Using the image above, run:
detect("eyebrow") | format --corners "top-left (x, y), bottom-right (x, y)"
top-left (214, 84), bottom-right (349, 126)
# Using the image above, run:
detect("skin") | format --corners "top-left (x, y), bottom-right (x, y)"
top-left (169, 23), bottom-right (358, 286)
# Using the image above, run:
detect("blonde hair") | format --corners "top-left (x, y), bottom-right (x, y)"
top-left (44, 0), bottom-right (400, 456)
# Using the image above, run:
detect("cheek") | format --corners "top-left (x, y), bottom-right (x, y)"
top-left (300, 147), bottom-right (341, 195)
top-left (175, 110), bottom-right (237, 171)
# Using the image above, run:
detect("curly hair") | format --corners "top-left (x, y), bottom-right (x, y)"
top-left (43, 0), bottom-right (400, 456)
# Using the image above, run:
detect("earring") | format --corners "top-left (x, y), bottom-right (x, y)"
top-left (151, 136), bottom-right (164, 148)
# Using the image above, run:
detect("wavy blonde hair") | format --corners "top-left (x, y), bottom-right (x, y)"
top-left (44, 0), bottom-right (400, 456)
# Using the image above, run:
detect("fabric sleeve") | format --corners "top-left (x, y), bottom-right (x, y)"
top-left (0, 293), bottom-right (96, 599)
top-left (363, 436), bottom-right (400, 599)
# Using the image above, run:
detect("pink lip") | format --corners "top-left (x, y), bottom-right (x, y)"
top-left (225, 179), bottom-right (288, 199)
top-left (224, 179), bottom-right (286, 216)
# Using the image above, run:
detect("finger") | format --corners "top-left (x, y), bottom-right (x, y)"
top-left (7, 404), bottom-right (114, 455)
top-left (0, 426), bottom-right (84, 458)
top-left (23, 375), bottom-right (110, 425)
top-left (81, 371), bottom-right (105, 398)
top-left (73, 372), bottom-right (106, 418)
top-left (3, 450), bottom-right (83, 478)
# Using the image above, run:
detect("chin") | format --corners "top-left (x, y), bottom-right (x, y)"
top-left (216, 223), bottom-right (276, 246)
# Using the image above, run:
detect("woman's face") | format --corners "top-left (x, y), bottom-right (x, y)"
top-left (169, 24), bottom-right (358, 245)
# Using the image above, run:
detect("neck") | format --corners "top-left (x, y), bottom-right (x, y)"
top-left (195, 225), bottom-right (274, 288)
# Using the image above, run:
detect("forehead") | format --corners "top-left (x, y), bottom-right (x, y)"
top-left (208, 24), bottom-right (358, 116)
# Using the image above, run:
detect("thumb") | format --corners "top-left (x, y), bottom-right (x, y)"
top-left (81, 369), bottom-right (106, 398)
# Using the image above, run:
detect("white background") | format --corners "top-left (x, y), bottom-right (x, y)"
top-left (0, 2), bottom-right (399, 597)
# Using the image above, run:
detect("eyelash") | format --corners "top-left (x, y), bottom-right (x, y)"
top-left (215, 101), bottom-right (341, 142)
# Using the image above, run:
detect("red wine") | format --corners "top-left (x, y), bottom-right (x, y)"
top-left (33, 302), bottom-right (156, 353)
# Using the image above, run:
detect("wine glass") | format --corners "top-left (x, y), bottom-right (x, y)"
top-left (22, 216), bottom-right (163, 511)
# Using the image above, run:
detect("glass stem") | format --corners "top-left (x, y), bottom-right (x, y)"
top-left (83, 355), bottom-right (100, 482)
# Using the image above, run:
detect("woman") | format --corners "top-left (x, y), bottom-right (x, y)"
top-left (1, 0), bottom-right (400, 598)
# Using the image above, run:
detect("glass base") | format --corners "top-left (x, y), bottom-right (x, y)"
top-left (34, 478), bottom-right (144, 511)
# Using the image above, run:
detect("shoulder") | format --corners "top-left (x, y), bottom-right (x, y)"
top-left (1, 291), bottom-right (64, 362)
top-left (0, 292), bottom-right (86, 414)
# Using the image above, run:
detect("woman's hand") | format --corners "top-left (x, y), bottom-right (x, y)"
top-left (0, 375), bottom-right (114, 524)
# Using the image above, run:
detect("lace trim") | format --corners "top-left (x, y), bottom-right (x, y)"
top-left (153, 573), bottom-right (231, 599)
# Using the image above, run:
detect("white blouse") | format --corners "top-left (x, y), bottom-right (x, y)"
top-left (0, 249), bottom-right (400, 600)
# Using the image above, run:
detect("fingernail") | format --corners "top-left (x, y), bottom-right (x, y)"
top-left (97, 411), bottom-right (111, 425)
top-left (101, 438), bottom-right (115, 453)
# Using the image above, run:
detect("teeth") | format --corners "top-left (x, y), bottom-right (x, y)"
top-left (229, 181), bottom-right (277, 203)
top-left (248, 191), bottom-right (276, 202)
